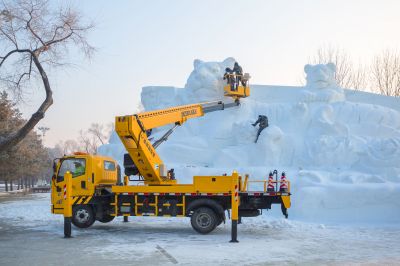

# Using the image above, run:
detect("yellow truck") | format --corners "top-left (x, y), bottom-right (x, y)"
top-left (51, 74), bottom-right (291, 241)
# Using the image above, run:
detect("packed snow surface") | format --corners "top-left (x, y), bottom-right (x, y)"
top-left (1, 194), bottom-right (399, 265)
top-left (98, 58), bottom-right (400, 224)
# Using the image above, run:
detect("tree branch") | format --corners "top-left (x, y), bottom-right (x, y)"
top-left (0, 50), bottom-right (53, 152)
top-left (0, 0), bottom-right (94, 152)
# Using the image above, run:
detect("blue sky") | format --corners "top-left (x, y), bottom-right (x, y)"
top-left (18, 0), bottom-right (400, 146)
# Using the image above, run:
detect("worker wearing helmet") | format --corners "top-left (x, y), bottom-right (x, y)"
top-left (233, 62), bottom-right (243, 90)
top-left (223, 67), bottom-right (235, 91)
top-left (252, 115), bottom-right (269, 143)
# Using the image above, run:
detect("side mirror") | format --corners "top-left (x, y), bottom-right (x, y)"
top-left (53, 161), bottom-right (57, 172)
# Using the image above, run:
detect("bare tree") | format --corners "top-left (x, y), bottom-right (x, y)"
top-left (55, 139), bottom-right (80, 155)
top-left (106, 122), bottom-right (114, 139)
top-left (81, 122), bottom-right (111, 153)
top-left (308, 45), bottom-right (372, 91)
top-left (350, 63), bottom-right (368, 91)
top-left (309, 45), bottom-right (353, 88)
top-left (88, 123), bottom-right (106, 145)
top-left (371, 49), bottom-right (400, 97)
top-left (79, 129), bottom-right (97, 154)
top-left (53, 122), bottom-right (110, 156)
top-left (0, 0), bottom-right (94, 152)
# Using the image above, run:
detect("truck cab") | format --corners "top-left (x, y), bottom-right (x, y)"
top-left (51, 152), bottom-right (119, 217)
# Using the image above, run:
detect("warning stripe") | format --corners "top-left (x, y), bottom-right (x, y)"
top-left (83, 196), bottom-right (92, 204)
top-left (72, 196), bottom-right (82, 205)
top-left (72, 196), bottom-right (93, 205)
top-left (78, 196), bottom-right (87, 204)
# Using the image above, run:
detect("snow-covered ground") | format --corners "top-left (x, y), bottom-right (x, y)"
top-left (0, 194), bottom-right (399, 265)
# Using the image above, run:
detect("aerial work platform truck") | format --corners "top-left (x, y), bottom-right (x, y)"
top-left (51, 72), bottom-right (291, 241)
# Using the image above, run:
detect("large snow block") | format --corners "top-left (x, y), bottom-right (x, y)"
top-left (141, 86), bottom-right (182, 111)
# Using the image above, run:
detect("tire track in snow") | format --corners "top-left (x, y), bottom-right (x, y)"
top-left (156, 245), bottom-right (178, 264)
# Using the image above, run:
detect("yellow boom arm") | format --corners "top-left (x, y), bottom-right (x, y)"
top-left (115, 100), bottom-right (241, 185)
top-left (115, 82), bottom-right (250, 186)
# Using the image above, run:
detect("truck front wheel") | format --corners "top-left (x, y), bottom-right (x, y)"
top-left (190, 207), bottom-right (218, 234)
top-left (72, 205), bottom-right (95, 228)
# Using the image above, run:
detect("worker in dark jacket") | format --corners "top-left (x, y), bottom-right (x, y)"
top-left (223, 67), bottom-right (235, 91)
top-left (252, 115), bottom-right (269, 143)
top-left (233, 62), bottom-right (243, 90)
top-left (167, 168), bottom-right (175, 180)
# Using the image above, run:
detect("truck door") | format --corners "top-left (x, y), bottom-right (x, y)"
top-left (51, 159), bottom-right (63, 213)
top-left (52, 158), bottom-right (90, 209)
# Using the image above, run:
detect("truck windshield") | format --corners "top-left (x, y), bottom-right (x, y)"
top-left (57, 158), bottom-right (86, 182)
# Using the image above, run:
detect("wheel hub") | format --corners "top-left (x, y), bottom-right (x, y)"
top-left (196, 213), bottom-right (211, 228)
top-left (75, 209), bottom-right (90, 223)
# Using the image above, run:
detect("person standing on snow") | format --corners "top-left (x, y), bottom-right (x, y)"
top-left (233, 62), bottom-right (243, 90)
top-left (252, 115), bottom-right (269, 143)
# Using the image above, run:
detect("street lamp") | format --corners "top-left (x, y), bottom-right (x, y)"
top-left (38, 126), bottom-right (50, 138)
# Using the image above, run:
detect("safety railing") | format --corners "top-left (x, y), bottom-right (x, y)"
top-left (224, 73), bottom-right (251, 79)
top-left (223, 73), bottom-right (250, 89)
top-left (239, 173), bottom-right (291, 193)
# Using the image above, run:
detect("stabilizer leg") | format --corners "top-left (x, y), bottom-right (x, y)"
top-left (64, 217), bottom-right (72, 238)
top-left (230, 220), bottom-right (239, 243)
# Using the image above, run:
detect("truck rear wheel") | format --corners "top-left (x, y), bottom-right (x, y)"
top-left (97, 214), bottom-right (115, 223)
top-left (72, 205), bottom-right (95, 228)
top-left (190, 207), bottom-right (218, 234)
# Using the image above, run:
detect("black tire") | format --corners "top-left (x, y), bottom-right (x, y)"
top-left (190, 207), bottom-right (218, 234)
top-left (72, 205), bottom-right (95, 228)
top-left (97, 214), bottom-right (115, 223)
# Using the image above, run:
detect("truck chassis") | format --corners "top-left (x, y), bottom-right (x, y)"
top-left (55, 171), bottom-right (291, 239)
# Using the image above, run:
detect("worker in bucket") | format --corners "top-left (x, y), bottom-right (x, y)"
top-left (242, 73), bottom-right (251, 87)
top-left (252, 115), bottom-right (269, 143)
top-left (223, 67), bottom-right (235, 91)
top-left (233, 62), bottom-right (243, 89)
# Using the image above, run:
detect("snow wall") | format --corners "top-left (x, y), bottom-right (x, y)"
top-left (98, 58), bottom-right (400, 225)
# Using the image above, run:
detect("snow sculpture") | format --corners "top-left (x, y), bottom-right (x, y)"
top-left (141, 57), bottom-right (238, 108)
top-left (97, 58), bottom-right (400, 223)
top-left (97, 131), bottom-right (125, 167)
top-left (141, 86), bottom-right (180, 111)
top-left (302, 63), bottom-right (345, 102)
top-left (184, 57), bottom-right (236, 102)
